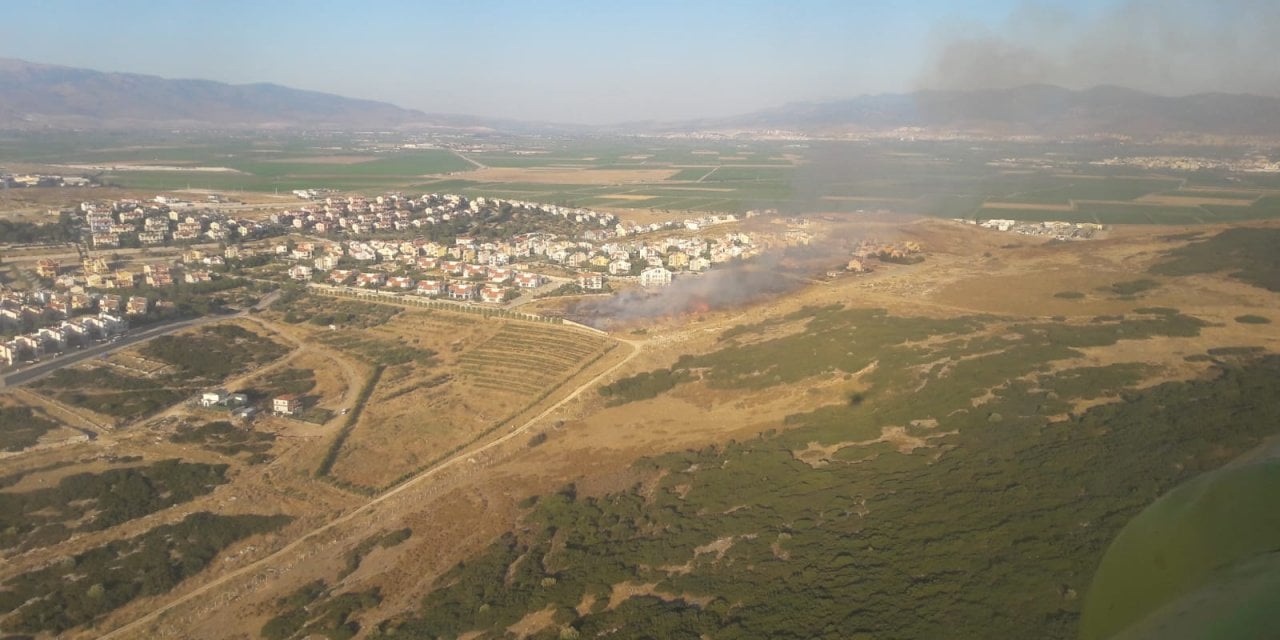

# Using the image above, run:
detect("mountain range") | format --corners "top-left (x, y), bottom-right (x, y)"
top-left (3, 57), bottom-right (1280, 137)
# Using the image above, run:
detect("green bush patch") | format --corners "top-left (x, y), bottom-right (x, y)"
top-left (0, 512), bottom-right (290, 634)
top-left (1235, 314), bottom-right (1271, 325)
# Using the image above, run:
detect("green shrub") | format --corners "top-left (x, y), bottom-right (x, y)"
top-left (1235, 314), bottom-right (1271, 324)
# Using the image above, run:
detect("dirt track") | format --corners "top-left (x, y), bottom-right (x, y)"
top-left (97, 334), bottom-right (641, 639)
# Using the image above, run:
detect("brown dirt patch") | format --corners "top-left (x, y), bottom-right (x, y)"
top-left (506, 606), bottom-right (556, 638)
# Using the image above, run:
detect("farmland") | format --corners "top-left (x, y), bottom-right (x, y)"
top-left (9, 131), bottom-right (1280, 225)
top-left (279, 297), bottom-right (616, 491)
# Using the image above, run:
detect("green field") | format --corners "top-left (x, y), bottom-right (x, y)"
top-left (6, 132), bottom-right (1280, 224)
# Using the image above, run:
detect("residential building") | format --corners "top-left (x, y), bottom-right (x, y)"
top-left (355, 272), bottom-right (385, 288)
top-left (200, 390), bottom-right (228, 407)
top-left (577, 273), bottom-right (605, 291)
top-left (273, 394), bottom-right (302, 416)
top-left (288, 265), bottom-right (313, 281)
top-left (608, 259), bottom-right (632, 276)
top-left (126, 296), bottom-right (149, 315)
top-left (386, 276), bottom-right (416, 290)
top-left (514, 272), bottom-right (544, 289)
top-left (480, 285), bottom-right (507, 304)
top-left (447, 282), bottom-right (477, 300)
top-left (415, 279), bottom-right (445, 297)
top-left (640, 267), bottom-right (673, 287)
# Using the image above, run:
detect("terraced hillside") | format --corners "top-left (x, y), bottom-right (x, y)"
top-left (458, 324), bottom-right (612, 396)
top-left (312, 302), bottom-right (614, 490)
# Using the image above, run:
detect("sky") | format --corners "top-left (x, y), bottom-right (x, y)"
top-left (1, 0), bottom-right (1276, 124)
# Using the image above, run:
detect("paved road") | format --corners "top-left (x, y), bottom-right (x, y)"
top-left (1, 315), bottom-right (228, 388)
top-left (1, 291), bottom-right (278, 389)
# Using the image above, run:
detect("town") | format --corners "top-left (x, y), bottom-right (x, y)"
top-left (1, 191), bottom-right (772, 369)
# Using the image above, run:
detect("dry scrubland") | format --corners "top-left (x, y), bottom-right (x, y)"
top-left (2, 217), bottom-right (1279, 639)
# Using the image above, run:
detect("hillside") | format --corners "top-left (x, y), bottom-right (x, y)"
top-left (6, 58), bottom-right (1280, 138)
top-left (0, 58), bottom-right (437, 130)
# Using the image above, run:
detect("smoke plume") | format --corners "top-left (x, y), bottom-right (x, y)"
top-left (922, 0), bottom-right (1280, 97)
top-left (569, 242), bottom-right (850, 329)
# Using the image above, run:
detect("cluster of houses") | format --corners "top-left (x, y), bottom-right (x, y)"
top-left (276, 226), bottom-right (761, 299)
top-left (844, 240), bottom-right (925, 273)
top-left (321, 263), bottom-right (545, 304)
top-left (0, 289), bottom-right (130, 365)
top-left (12, 189), bottom-right (773, 330)
top-left (275, 192), bottom-right (767, 240)
top-left (35, 255), bottom-right (219, 291)
top-left (79, 197), bottom-right (276, 249)
top-left (55, 192), bottom-right (773, 258)
top-left (958, 219), bottom-right (1104, 241)
top-left (271, 193), bottom-right (619, 236)
top-left (1, 173), bottom-right (93, 188)
top-left (196, 388), bottom-right (304, 422)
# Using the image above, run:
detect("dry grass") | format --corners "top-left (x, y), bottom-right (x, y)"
top-left (327, 312), bottom-right (612, 489)
top-left (19, 216), bottom-right (1280, 640)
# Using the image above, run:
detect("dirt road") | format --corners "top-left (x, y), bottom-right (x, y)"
top-left (97, 334), bottom-right (641, 640)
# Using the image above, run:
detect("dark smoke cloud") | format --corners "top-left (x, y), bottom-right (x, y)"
top-left (922, 0), bottom-right (1280, 97)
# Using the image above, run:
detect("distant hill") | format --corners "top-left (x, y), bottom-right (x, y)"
top-left (0, 58), bottom-right (475, 131)
top-left (5, 58), bottom-right (1279, 138)
top-left (658, 85), bottom-right (1280, 137)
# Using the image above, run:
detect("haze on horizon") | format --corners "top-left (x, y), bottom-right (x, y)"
top-left (1, 0), bottom-right (1276, 126)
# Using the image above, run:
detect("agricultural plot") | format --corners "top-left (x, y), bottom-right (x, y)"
top-left (10, 133), bottom-right (1280, 225)
top-left (457, 323), bottom-right (611, 396)
top-left (323, 310), bottom-right (611, 490)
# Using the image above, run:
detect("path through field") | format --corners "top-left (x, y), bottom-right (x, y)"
top-left (97, 334), bottom-right (641, 640)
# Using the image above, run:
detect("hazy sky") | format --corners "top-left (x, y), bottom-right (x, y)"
top-left (1, 0), bottom-right (1275, 124)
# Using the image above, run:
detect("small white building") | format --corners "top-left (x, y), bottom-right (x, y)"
top-left (200, 389), bottom-right (228, 407)
top-left (273, 394), bottom-right (302, 416)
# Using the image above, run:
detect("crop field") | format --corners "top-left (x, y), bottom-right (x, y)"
top-left (8, 132), bottom-right (1280, 224)
top-left (457, 323), bottom-right (612, 396)
top-left (305, 300), bottom-right (614, 491)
